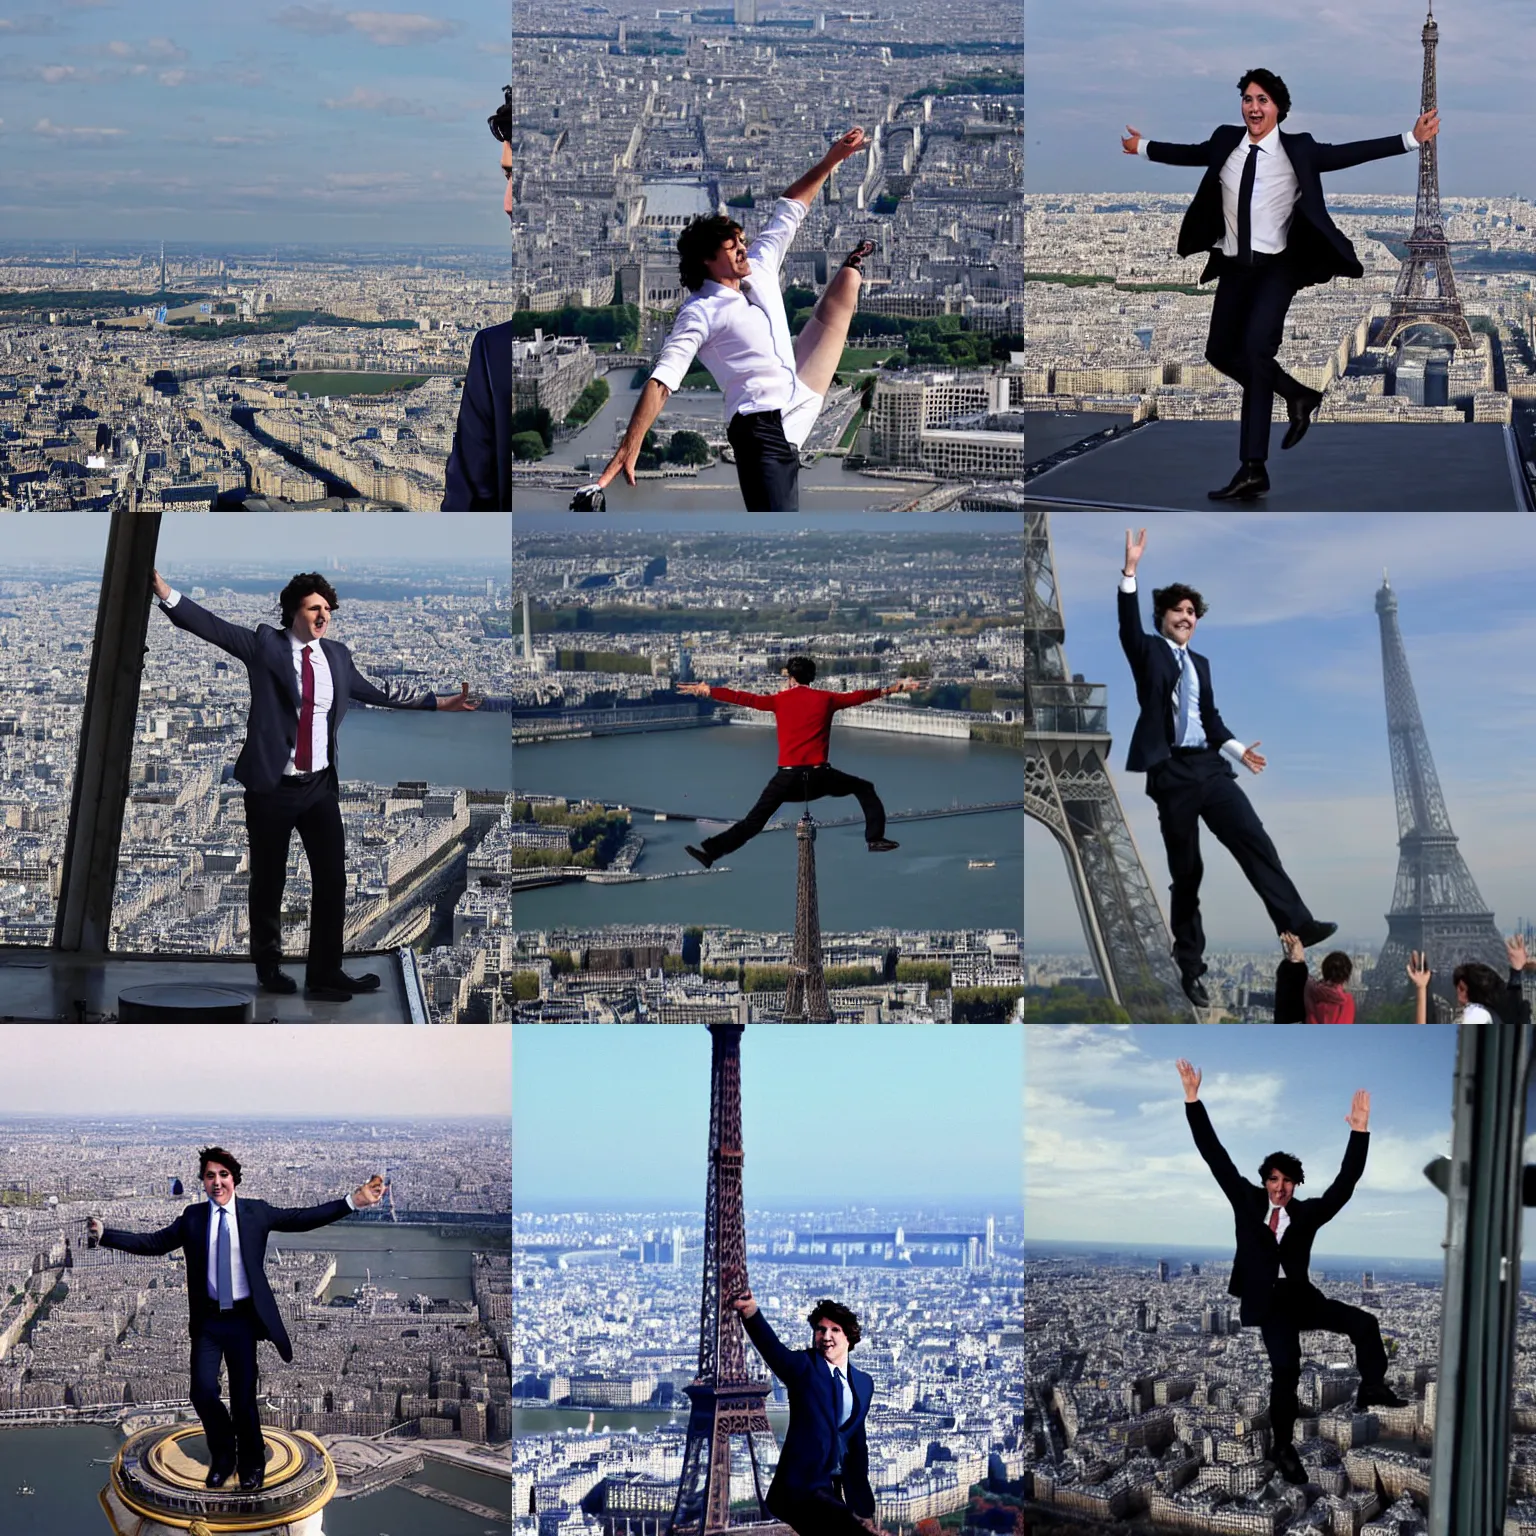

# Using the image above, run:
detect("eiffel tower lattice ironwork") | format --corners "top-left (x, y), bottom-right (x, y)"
top-left (781, 812), bottom-right (834, 1022)
top-left (1363, 574), bottom-right (1504, 1018)
top-left (667, 1023), bottom-right (790, 1536)
top-left (1024, 511), bottom-right (1193, 1021)
top-left (1376, 5), bottom-right (1473, 352)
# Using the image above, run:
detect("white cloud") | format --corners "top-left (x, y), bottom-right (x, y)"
top-left (322, 85), bottom-right (444, 119)
top-left (275, 5), bottom-right (458, 46)
top-left (32, 118), bottom-right (125, 140)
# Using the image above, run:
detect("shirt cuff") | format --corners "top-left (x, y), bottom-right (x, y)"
top-left (344, 1193), bottom-right (356, 1210)
top-left (1220, 738), bottom-right (1247, 764)
top-left (1119, 574), bottom-right (1137, 593)
top-left (1401, 129), bottom-right (1417, 151)
top-left (161, 587), bottom-right (182, 608)
top-left (649, 358), bottom-right (687, 393)
top-left (1136, 137), bottom-right (1151, 157)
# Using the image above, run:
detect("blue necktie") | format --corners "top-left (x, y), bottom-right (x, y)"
top-left (832, 1366), bottom-right (846, 1425)
top-left (1175, 649), bottom-right (1196, 747)
top-left (217, 1206), bottom-right (233, 1311)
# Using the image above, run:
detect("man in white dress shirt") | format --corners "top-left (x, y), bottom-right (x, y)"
top-left (597, 127), bottom-right (876, 511)
top-left (1122, 69), bottom-right (1440, 501)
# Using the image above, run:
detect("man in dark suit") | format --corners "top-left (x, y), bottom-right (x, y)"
top-left (1122, 69), bottom-right (1440, 500)
top-left (88, 1149), bottom-right (385, 1491)
top-left (1177, 1060), bottom-right (1403, 1486)
top-left (151, 568), bottom-right (480, 1001)
top-left (1119, 529), bottom-right (1333, 1007)
top-left (442, 86), bottom-right (515, 508)
top-left (731, 1288), bottom-right (879, 1536)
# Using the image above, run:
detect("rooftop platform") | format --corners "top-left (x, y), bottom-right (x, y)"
top-left (1024, 410), bottom-right (1135, 465)
top-left (1025, 420), bottom-right (1532, 512)
top-left (0, 947), bottom-right (428, 1023)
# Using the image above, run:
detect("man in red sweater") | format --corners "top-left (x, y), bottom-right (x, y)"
top-left (677, 656), bottom-right (919, 866)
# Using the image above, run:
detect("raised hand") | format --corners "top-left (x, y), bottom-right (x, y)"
top-left (1279, 931), bottom-right (1304, 965)
top-left (1124, 527), bottom-right (1147, 573)
top-left (1121, 126), bottom-right (1143, 155)
top-left (1346, 1089), bottom-right (1371, 1132)
top-left (353, 1175), bottom-right (387, 1208)
top-left (1406, 951), bottom-right (1431, 989)
top-left (677, 682), bottom-right (711, 697)
top-left (1176, 1058), bottom-right (1201, 1102)
top-left (1507, 934), bottom-right (1529, 973)
top-left (890, 678), bottom-right (920, 694)
top-left (729, 1286), bottom-right (758, 1318)
top-left (828, 127), bottom-right (867, 163)
top-left (1413, 108), bottom-right (1440, 145)
top-left (86, 1216), bottom-right (104, 1246)
top-left (151, 568), bottom-right (171, 602)
top-left (1240, 742), bottom-right (1267, 775)
top-left (436, 683), bottom-right (480, 711)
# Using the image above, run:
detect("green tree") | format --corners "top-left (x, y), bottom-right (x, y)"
top-left (666, 429), bottom-right (711, 465)
top-left (511, 431), bottom-right (547, 461)
top-left (510, 972), bottom-right (541, 1000)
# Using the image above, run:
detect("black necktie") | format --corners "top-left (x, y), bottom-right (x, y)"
top-left (1237, 143), bottom-right (1260, 262)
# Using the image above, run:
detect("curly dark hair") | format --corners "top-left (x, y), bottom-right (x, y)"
top-left (1259, 1152), bottom-right (1304, 1186)
top-left (807, 1298), bottom-right (862, 1348)
top-left (1238, 68), bottom-right (1291, 124)
top-left (278, 572), bottom-right (341, 630)
top-left (198, 1146), bottom-right (243, 1185)
top-left (1453, 961), bottom-right (1505, 1011)
top-left (678, 214), bottom-right (745, 293)
top-left (1320, 952), bottom-right (1353, 985)
top-left (1152, 583), bottom-right (1208, 627)
top-left (784, 655), bottom-right (817, 684)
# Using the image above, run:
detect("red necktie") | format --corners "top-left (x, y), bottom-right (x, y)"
top-left (1269, 1207), bottom-right (1281, 1239)
top-left (296, 645), bottom-right (315, 771)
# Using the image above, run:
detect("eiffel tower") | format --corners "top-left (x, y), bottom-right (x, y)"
top-left (1376, 5), bottom-right (1473, 352)
top-left (1363, 574), bottom-right (1504, 1018)
top-left (781, 813), bottom-right (833, 1022)
top-left (668, 1022), bottom-right (789, 1536)
top-left (1024, 511), bottom-right (1193, 1021)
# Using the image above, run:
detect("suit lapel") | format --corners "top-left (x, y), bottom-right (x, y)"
top-left (265, 629), bottom-right (301, 709)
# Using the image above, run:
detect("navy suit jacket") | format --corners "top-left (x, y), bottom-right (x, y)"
top-left (102, 1196), bottom-right (352, 1362)
top-left (1118, 587), bottom-right (1236, 775)
top-left (160, 593), bottom-right (437, 793)
top-left (1148, 124), bottom-right (1410, 288)
top-left (743, 1308), bottom-right (876, 1518)
top-left (442, 319), bottom-right (514, 510)
top-left (1186, 1100), bottom-right (1367, 1327)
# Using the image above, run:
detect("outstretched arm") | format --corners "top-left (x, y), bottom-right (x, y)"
top-left (831, 679), bottom-right (918, 711)
top-left (692, 684), bottom-right (778, 710)
top-left (783, 127), bottom-right (867, 208)
top-left (1117, 528), bottom-right (1152, 660)
top-left (599, 377), bottom-right (674, 492)
top-left (92, 1213), bottom-right (185, 1257)
top-left (1315, 112), bottom-right (1436, 173)
top-left (732, 1288), bottom-right (802, 1381)
top-left (266, 1194), bottom-right (359, 1234)
top-left (1312, 1092), bottom-right (1370, 1224)
top-left (152, 570), bottom-right (260, 665)
top-left (1122, 128), bottom-right (1215, 167)
top-left (346, 668), bottom-right (451, 712)
top-left (1179, 1060), bottom-right (1252, 1205)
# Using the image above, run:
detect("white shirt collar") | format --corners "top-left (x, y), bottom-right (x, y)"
top-left (210, 1193), bottom-right (236, 1214)
top-left (1245, 124), bottom-right (1282, 154)
top-left (288, 628), bottom-right (318, 652)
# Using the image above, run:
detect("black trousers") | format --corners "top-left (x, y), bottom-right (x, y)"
top-left (1204, 255), bottom-right (1306, 462)
top-left (774, 1481), bottom-right (871, 1536)
top-left (1146, 750), bottom-right (1312, 978)
top-left (190, 1300), bottom-right (264, 1475)
top-left (728, 408), bottom-right (800, 511)
top-left (244, 768), bottom-right (346, 982)
top-left (1260, 1281), bottom-right (1388, 1451)
top-left (700, 764), bottom-right (885, 859)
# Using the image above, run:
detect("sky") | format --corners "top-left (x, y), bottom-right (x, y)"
top-left (0, 0), bottom-right (510, 246)
top-left (512, 1023), bottom-right (1024, 1209)
top-left (0, 511), bottom-right (511, 565)
top-left (0, 1024), bottom-right (511, 1115)
top-left (1026, 511), bottom-right (1536, 951)
top-left (1024, 1023), bottom-right (1458, 1261)
top-left (1025, 0), bottom-right (1536, 199)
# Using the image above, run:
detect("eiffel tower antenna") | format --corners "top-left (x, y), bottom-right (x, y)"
top-left (1376, 5), bottom-right (1473, 351)
top-left (781, 812), bottom-right (834, 1022)
top-left (1024, 511), bottom-right (1193, 1020)
top-left (668, 1023), bottom-right (789, 1536)
top-left (1363, 574), bottom-right (1504, 1016)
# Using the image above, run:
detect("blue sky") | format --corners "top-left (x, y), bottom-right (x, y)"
top-left (1024, 1024), bottom-right (1457, 1260)
top-left (1026, 512), bottom-right (1536, 951)
top-left (0, 512), bottom-right (510, 565)
top-left (512, 1024), bottom-right (1023, 1209)
top-left (1026, 0), bottom-right (1536, 198)
top-left (0, 0), bottom-right (509, 245)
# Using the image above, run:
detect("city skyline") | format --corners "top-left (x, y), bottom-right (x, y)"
top-left (512, 1023), bottom-right (1023, 1208)
top-left (0, 1024), bottom-right (512, 1115)
top-left (1025, 0), bottom-right (1536, 198)
top-left (1026, 511), bottom-right (1536, 951)
top-left (1025, 1024), bottom-right (1457, 1261)
top-left (0, 0), bottom-right (510, 245)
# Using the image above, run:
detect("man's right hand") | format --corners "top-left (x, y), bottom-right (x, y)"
top-left (598, 443), bottom-right (639, 490)
top-left (1176, 1058), bottom-right (1201, 1103)
top-left (151, 569), bottom-right (171, 602)
top-left (1122, 126), bottom-right (1143, 156)
top-left (87, 1216), bottom-right (104, 1243)
top-left (730, 1287), bottom-right (759, 1318)
top-left (677, 682), bottom-right (711, 697)
top-left (1123, 527), bottom-right (1146, 574)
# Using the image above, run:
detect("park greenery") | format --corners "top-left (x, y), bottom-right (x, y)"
top-left (565, 377), bottom-right (610, 428)
top-left (512, 303), bottom-right (640, 349)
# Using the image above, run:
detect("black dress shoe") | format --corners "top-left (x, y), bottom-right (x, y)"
top-left (256, 968), bottom-right (297, 995)
top-left (1273, 1443), bottom-right (1307, 1485)
top-left (1207, 461), bottom-right (1270, 501)
top-left (239, 1468), bottom-right (265, 1491)
top-left (1181, 973), bottom-right (1210, 1008)
top-left (337, 969), bottom-right (380, 992)
top-left (1295, 920), bottom-right (1338, 948)
top-left (1356, 1380), bottom-right (1407, 1410)
top-left (685, 844), bottom-right (714, 869)
top-left (867, 838), bottom-right (900, 852)
top-left (206, 1466), bottom-right (234, 1489)
top-left (304, 981), bottom-right (356, 1003)
top-left (1281, 386), bottom-right (1324, 450)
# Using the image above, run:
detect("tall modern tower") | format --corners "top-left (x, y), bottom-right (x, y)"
top-left (1377, 6), bottom-right (1473, 351)
top-left (1365, 574), bottom-right (1504, 1015)
top-left (1023, 511), bottom-right (1193, 1020)
top-left (781, 814), bottom-right (833, 1022)
top-left (668, 1024), bottom-right (788, 1536)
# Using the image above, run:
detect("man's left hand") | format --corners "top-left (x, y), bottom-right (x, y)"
top-left (1507, 934), bottom-right (1529, 972)
top-left (678, 682), bottom-right (711, 697)
top-left (353, 1175), bottom-right (387, 1208)
top-left (1240, 741), bottom-right (1267, 774)
top-left (826, 127), bottom-right (866, 164)
top-left (437, 683), bottom-right (480, 711)
top-left (1346, 1089), bottom-right (1370, 1133)
top-left (888, 679), bottom-right (919, 695)
top-left (1413, 109), bottom-right (1440, 145)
